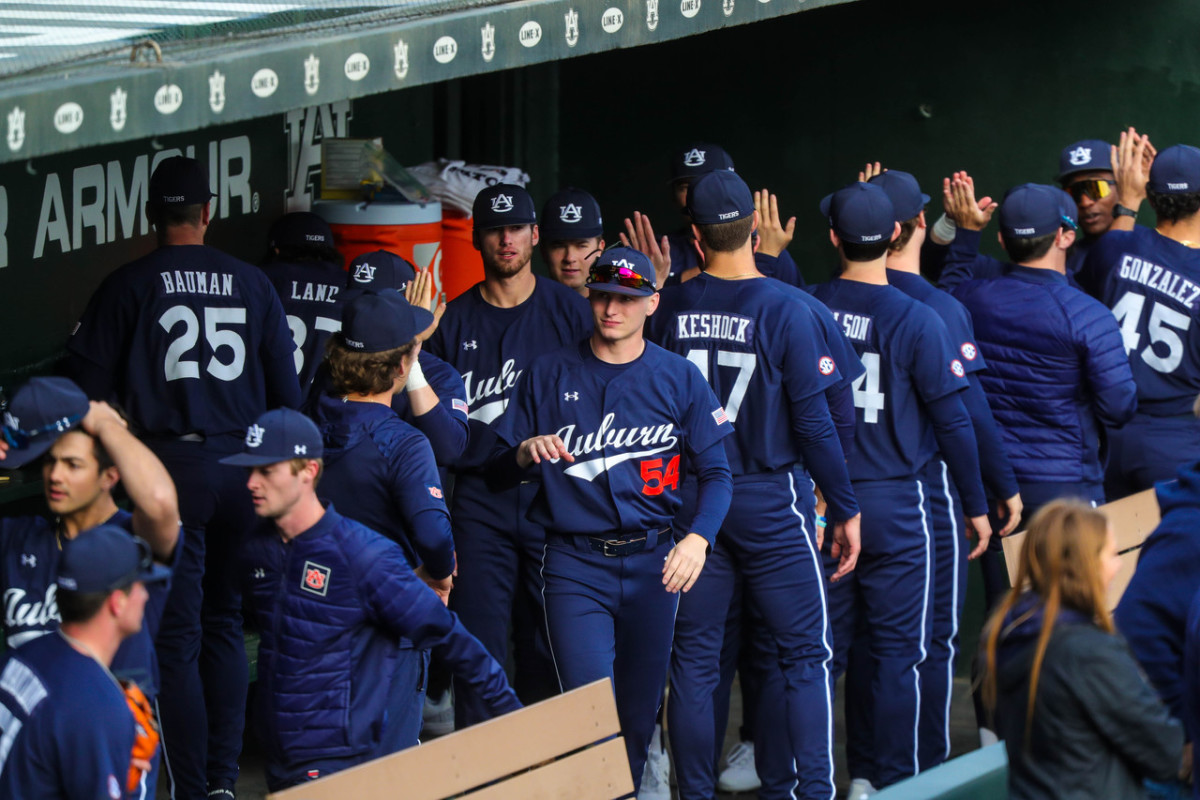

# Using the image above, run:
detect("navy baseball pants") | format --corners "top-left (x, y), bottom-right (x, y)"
top-left (670, 471), bottom-right (834, 800)
top-left (541, 531), bottom-right (677, 794)
top-left (152, 438), bottom-right (252, 798)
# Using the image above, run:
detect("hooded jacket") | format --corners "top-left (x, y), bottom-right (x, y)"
top-left (993, 594), bottom-right (1182, 799)
top-left (1115, 460), bottom-right (1200, 721)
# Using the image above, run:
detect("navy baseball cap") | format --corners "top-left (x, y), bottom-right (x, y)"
top-left (148, 156), bottom-right (215, 207)
top-left (586, 246), bottom-right (656, 296)
top-left (1148, 144), bottom-right (1200, 195)
top-left (1058, 140), bottom-right (1113, 182)
top-left (819, 182), bottom-right (897, 245)
top-left (340, 290), bottom-right (432, 353)
top-left (57, 526), bottom-right (170, 593)
top-left (1, 377), bottom-right (89, 470)
top-left (347, 250), bottom-right (417, 292)
top-left (472, 184), bottom-right (537, 231)
top-left (671, 143), bottom-right (735, 183)
top-left (868, 171), bottom-right (930, 222)
top-left (998, 183), bottom-right (1078, 239)
top-left (220, 408), bottom-right (324, 467)
top-left (540, 188), bottom-right (604, 241)
top-left (686, 171), bottom-right (755, 225)
top-left (269, 212), bottom-right (334, 250)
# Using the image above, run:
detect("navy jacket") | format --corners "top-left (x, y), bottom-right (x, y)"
top-left (241, 506), bottom-right (519, 767)
top-left (1116, 460), bottom-right (1200, 722)
top-left (952, 265), bottom-right (1137, 485)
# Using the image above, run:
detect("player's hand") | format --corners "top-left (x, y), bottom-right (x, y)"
top-left (663, 532), bottom-right (708, 593)
top-left (1112, 126), bottom-right (1155, 213)
top-left (965, 513), bottom-right (993, 560)
top-left (754, 189), bottom-right (796, 258)
top-left (829, 513), bottom-right (861, 582)
top-left (406, 268), bottom-right (446, 342)
top-left (415, 565), bottom-right (452, 606)
top-left (516, 435), bottom-right (575, 468)
top-left (81, 400), bottom-right (127, 436)
top-left (995, 492), bottom-right (1023, 537)
top-left (857, 162), bottom-right (886, 182)
top-left (620, 212), bottom-right (672, 289)
top-left (943, 172), bottom-right (996, 232)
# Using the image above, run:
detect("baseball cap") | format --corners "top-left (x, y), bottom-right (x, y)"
top-left (472, 184), bottom-right (538, 231)
top-left (269, 212), bottom-right (335, 250)
top-left (585, 246), bottom-right (656, 297)
top-left (147, 156), bottom-right (216, 207)
top-left (819, 182), bottom-right (897, 245)
top-left (1148, 144), bottom-right (1200, 195)
top-left (346, 250), bottom-right (417, 292)
top-left (340, 290), bottom-right (432, 353)
top-left (57, 526), bottom-right (170, 593)
top-left (686, 171), bottom-right (755, 225)
top-left (1, 377), bottom-right (89, 470)
top-left (868, 171), bottom-right (930, 222)
top-left (220, 408), bottom-right (324, 467)
top-left (540, 188), bottom-right (604, 241)
top-left (671, 143), bottom-right (735, 183)
top-left (998, 183), bottom-right (1078, 239)
top-left (1057, 140), bottom-right (1113, 182)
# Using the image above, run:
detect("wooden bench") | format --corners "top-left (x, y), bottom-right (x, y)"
top-left (1000, 488), bottom-right (1161, 608)
top-left (267, 678), bottom-right (633, 800)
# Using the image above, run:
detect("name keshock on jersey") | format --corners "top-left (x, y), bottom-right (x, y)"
top-left (1119, 254), bottom-right (1200, 309)
top-left (160, 271), bottom-right (235, 297)
top-left (831, 311), bottom-right (873, 342)
top-left (555, 413), bottom-right (679, 481)
top-left (460, 359), bottom-right (522, 423)
top-left (674, 312), bottom-right (756, 344)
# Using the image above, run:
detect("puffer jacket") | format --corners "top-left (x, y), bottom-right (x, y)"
top-left (993, 594), bottom-right (1182, 800)
top-left (952, 264), bottom-right (1137, 485)
top-left (241, 505), bottom-right (519, 766)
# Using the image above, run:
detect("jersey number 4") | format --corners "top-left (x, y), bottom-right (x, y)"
top-left (158, 305), bottom-right (247, 382)
top-left (852, 352), bottom-right (885, 423)
top-left (1112, 290), bottom-right (1191, 374)
top-left (640, 456), bottom-right (680, 496)
top-left (686, 349), bottom-right (757, 423)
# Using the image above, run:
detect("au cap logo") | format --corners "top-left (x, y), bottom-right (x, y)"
top-left (683, 148), bottom-right (706, 167)
top-left (208, 70), bottom-right (226, 114)
top-left (353, 262), bottom-right (376, 283)
top-left (491, 193), bottom-right (514, 213)
top-left (614, 258), bottom-right (634, 269)
top-left (1069, 146), bottom-right (1092, 166)
top-left (565, 8), bottom-right (579, 47)
top-left (559, 203), bottom-right (583, 223)
top-left (394, 39), bottom-right (410, 79)
top-left (246, 424), bottom-right (265, 448)
top-left (109, 87), bottom-right (127, 132)
top-left (481, 22), bottom-right (496, 62)
top-left (301, 560), bottom-right (330, 596)
top-left (6, 106), bottom-right (24, 152)
top-left (304, 54), bottom-right (320, 96)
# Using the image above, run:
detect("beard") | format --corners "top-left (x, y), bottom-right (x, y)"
top-left (483, 248), bottom-right (532, 279)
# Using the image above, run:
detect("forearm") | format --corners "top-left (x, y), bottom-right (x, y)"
top-left (793, 391), bottom-right (858, 522)
top-left (410, 401), bottom-right (469, 466)
top-left (963, 375), bottom-right (1019, 500)
top-left (408, 507), bottom-right (456, 580)
top-left (937, 228), bottom-right (1005, 291)
top-left (94, 421), bottom-right (179, 557)
top-left (827, 381), bottom-right (856, 459)
top-left (927, 392), bottom-right (988, 516)
top-left (686, 442), bottom-right (733, 546)
top-left (483, 443), bottom-right (529, 493)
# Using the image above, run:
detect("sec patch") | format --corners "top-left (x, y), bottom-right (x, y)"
top-left (951, 359), bottom-right (965, 378)
top-left (818, 356), bottom-right (836, 376)
top-left (301, 561), bottom-right (331, 596)
top-left (961, 342), bottom-right (977, 361)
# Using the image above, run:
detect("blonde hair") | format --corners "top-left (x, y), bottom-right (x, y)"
top-left (981, 500), bottom-right (1113, 737)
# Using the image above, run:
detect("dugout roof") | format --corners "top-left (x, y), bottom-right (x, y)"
top-left (0, 0), bottom-right (852, 164)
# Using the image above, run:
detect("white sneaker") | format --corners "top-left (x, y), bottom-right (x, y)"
top-left (847, 778), bottom-right (877, 800)
top-left (639, 726), bottom-right (671, 800)
top-left (717, 740), bottom-right (761, 792)
top-left (421, 690), bottom-right (454, 738)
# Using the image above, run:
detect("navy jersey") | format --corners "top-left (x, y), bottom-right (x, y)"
top-left (649, 274), bottom-right (844, 474)
top-left (1078, 226), bottom-right (1200, 416)
top-left (0, 632), bottom-right (135, 800)
top-left (811, 279), bottom-right (970, 481)
top-left (495, 340), bottom-right (733, 535)
top-left (0, 510), bottom-right (178, 697)
top-left (261, 259), bottom-right (347, 399)
top-left (887, 270), bottom-right (986, 376)
top-left (67, 245), bottom-right (301, 437)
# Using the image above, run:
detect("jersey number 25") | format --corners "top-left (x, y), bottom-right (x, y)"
top-left (159, 305), bottom-right (247, 382)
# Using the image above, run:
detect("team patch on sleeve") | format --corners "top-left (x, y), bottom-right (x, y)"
top-left (950, 359), bottom-right (965, 378)
top-left (818, 356), bottom-right (836, 376)
top-left (961, 342), bottom-right (977, 361)
top-left (712, 407), bottom-right (729, 425)
top-left (427, 485), bottom-right (444, 499)
top-left (452, 398), bottom-right (469, 415)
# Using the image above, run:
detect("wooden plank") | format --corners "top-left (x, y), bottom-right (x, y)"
top-left (268, 679), bottom-right (620, 800)
top-left (458, 737), bottom-right (633, 800)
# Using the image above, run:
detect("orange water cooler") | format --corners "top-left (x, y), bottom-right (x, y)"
top-left (313, 199), bottom-right (444, 291)
top-left (439, 210), bottom-right (484, 301)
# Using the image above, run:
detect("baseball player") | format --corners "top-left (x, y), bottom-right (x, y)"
top-left (227, 408), bottom-right (520, 790)
top-left (1077, 144), bottom-right (1200, 499)
top-left (490, 245), bottom-right (734, 792)
top-left (647, 170), bottom-right (861, 800)
top-left (0, 377), bottom-right (179, 798)
top-left (0, 525), bottom-right (171, 800)
top-left (260, 211), bottom-right (347, 402)
top-left (811, 182), bottom-right (991, 789)
top-left (424, 183), bottom-right (592, 728)
top-left (64, 155), bottom-right (301, 799)
top-left (539, 187), bottom-right (605, 296)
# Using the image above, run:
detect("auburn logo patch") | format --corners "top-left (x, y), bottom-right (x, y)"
top-left (301, 561), bottom-right (331, 596)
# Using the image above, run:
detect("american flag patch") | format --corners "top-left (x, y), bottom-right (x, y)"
top-left (452, 398), bottom-right (469, 415)
top-left (712, 407), bottom-right (729, 425)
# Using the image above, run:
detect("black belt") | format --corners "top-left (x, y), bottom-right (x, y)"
top-left (554, 528), bottom-right (668, 557)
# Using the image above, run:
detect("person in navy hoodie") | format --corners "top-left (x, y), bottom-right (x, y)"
top-left (230, 408), bottom-right (519, 790)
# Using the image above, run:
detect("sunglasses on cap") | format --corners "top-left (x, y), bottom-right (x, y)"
top-left (588, 263), bottom-right (655, 291)
top-left (1065, 179), bottom-right (1116, 203)
top-left (0, 388), bottom-right (84, 450)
